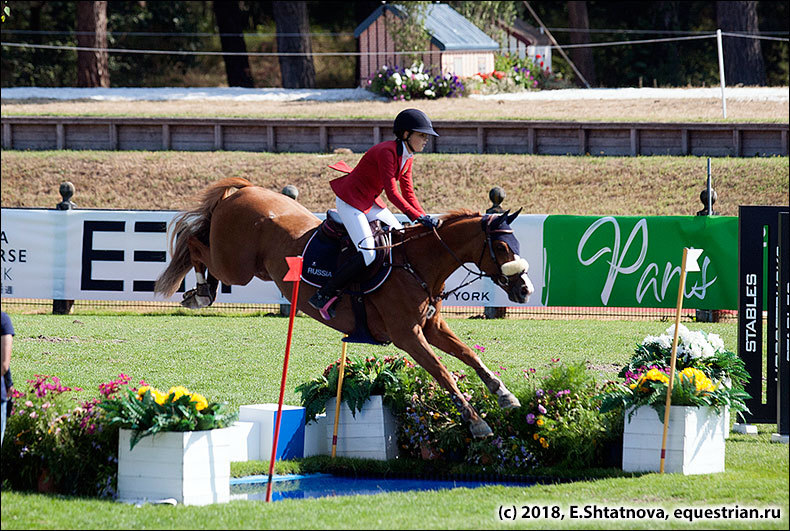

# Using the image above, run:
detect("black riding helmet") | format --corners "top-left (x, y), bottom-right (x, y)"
top-left (393, 108), bottom-right (439, 139)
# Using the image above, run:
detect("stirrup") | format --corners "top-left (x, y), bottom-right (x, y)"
top-left (309, 292), bottom-right (339, 321)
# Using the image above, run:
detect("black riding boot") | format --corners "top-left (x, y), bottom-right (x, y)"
top-left (308, 252), bottom-right (368, 320)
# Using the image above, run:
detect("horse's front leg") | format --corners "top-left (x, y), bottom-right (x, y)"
top-left (423, 316), bottom-right (521, 409)
top-left (390, 324), bottom-right (492, 438)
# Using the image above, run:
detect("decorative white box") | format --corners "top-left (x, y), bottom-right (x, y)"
top-left (117, 427), bottom-right (232, 505)
top-left (239, 404), bottom-right (305, 460)
top-left (227, 421), bottom-right (261, 462)
top-left (324, 395), bottom-right (398, 460)
top-left (622, 405), bottom-right (726, 475)
top-left (304, 413), bottom-right (329, 457)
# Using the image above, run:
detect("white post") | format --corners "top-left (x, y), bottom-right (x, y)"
top-left (716, 29), bottom-right (727, 119)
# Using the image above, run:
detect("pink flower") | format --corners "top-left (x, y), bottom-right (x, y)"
top-left (473, 344), bottom-right (485, 353)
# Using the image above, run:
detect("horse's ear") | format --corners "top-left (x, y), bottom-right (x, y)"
top-left (506, 208), bottom-right (522, 224)
top-left (489, 212), bottom-right (506, 229)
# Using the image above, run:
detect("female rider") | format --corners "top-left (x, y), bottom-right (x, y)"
top-left (308, 108), bottom-right (440, 320)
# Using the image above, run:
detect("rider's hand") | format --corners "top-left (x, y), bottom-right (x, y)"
top-left (416, 215), bottom-right (439, 229)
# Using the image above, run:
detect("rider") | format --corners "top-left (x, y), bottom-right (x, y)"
top-left (308, 108), bottom-right (440, 320)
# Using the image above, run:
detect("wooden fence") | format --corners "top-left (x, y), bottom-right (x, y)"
top-left (2, 116), bottom-right (787, 157)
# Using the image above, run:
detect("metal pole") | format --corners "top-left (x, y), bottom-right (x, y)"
top-left (716, 29), bottom-right (727, 119)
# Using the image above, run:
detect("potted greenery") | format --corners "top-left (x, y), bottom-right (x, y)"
top-left (599, 324), bottom-right (750, 475)
top-left (99, 382), bottom-right (237, 505)
top-left (296, 355), bottom-right (409, 460)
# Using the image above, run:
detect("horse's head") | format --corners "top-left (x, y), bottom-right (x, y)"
top-left (481, 209), bottom-right (535, 303)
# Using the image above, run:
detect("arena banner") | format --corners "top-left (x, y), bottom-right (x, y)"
top-left (540, 215), bottom-right (737, 309)
top-left (0, 208), bottom-right (737, 309)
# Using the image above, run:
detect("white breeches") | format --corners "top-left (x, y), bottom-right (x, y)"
top-left (335, 196), bottom-right (403, 266)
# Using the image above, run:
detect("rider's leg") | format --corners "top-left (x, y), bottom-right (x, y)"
top-left (369, 204), bottom-right (403, 230)
top-left (308, 197), bottom-right (374, 320)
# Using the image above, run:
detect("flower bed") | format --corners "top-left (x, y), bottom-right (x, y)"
top-left (296, 353), bottom-right (621, 472)
top-left (0, 373), bottom-right (236, 497)
top-left (364, 54), bottom-right (571, 101)
top-left (599, 324), bottom-right (750, 423)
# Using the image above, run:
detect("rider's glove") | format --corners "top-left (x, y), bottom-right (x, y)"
top-left (416, 215), bottom-right (439, 229)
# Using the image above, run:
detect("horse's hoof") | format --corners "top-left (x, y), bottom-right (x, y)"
top-left (181, 287), bottom-right (213, 309)
top-left (470, 419), bottom-right (493, 439)
top-left (498, 393), bottom-right (521, 409)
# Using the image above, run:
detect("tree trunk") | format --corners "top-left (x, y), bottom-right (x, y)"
top-left (567, 1), bottom-right (596, 87)
top-left (76, 1), bottom-right (110, 88)
top-left (272, 1), bottom-right (315, 88)
top-left (212, 1), bottom-right (255, 87)
top-left (716, 1), bottom-right (766, 86)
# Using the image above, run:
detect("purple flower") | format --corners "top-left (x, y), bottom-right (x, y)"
top-left (538, 404), bottom-right (547, 414)
top-left (536, 389), bottom-right (544, 398)
top-left (526, 413), bottom-right (536, 424)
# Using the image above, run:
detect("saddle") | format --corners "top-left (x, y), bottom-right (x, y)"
top-left (301, 209), bottom-right (392, 293)
top-left (301, 210), bottom-right (393, 346)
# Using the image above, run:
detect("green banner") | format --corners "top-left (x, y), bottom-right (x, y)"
top-left (542, 215), bottom-right (738, 309)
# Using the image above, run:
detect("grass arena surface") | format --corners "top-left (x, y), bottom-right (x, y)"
top-left (1, 314), bottom-right (787, 529)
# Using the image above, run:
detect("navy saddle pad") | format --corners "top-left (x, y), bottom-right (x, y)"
top-left (300, 210), bottom-right (392, 294)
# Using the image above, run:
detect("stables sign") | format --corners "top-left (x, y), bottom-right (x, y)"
top-left (0, 208), bottom-right (738, 309)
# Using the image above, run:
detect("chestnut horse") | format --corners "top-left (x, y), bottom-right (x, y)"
top-left (155, 177), bottom-right (534, 438)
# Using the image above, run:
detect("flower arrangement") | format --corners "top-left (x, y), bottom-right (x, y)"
top-left (99, 381), bottom-right (236, 450)
top-left (297, 352), bottom-right (620, 471)
top-left (366, 62), bottom-right (465, 100)
top-left (296, 354), bottom-right (412, 423)
top-left (1, 374), bottom-right (120, 497)
top-left (599, 325), bottom-right (750, 422)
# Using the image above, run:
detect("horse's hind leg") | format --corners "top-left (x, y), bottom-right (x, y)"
top-left (391, 325), bottom-right (493, 438)
top-left (181, 237), bottom-right (218, 309)
top-left (423, 316), bottom-right (521, 409)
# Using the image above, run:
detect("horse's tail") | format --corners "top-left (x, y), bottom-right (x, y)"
top-left (154, 177), bottom-right (253, 297)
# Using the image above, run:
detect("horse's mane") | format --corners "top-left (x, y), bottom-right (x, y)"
top-left (439, 209), bottom-right (481, 221)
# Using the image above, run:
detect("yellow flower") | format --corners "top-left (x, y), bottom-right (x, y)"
top-left (644, 368), bottom-right (669, 384)
top-left (152, 388), bottom-right (167, 405)
top-left (432, 412), bottom-right (441, 420)
top-left (679, 367), bottom-right (716, 393)
top-left (138, 385), bottom-right (167, 404)
top-left (533, 433), bottom-right (540, 440)
top-left (536, 417), bottom-right (545, 427)
top-left (190, 392), bottom-right (209, 411)
top-left (168, 386), bottom-right (191, 401)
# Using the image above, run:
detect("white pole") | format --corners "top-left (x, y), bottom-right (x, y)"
top-left (707, 158), bottom-right (713, 214)
top-left (716, 29), bottom-right (727, 119)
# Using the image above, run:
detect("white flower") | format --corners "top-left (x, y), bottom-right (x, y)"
top-left (392, 73), bottom-right (402, 85)
top-left (707, 333), bottom-right (725, 353)
top-left (424, 89), bottom-right (435, 97)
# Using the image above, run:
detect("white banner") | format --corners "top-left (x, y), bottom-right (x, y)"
top-left (1, 208), bottom-right (546, 307)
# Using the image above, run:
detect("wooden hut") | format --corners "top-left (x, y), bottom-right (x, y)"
top-left (354, 3), bottom-right (500, 85)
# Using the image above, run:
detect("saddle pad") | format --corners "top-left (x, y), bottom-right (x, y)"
top-left (300, 230), bottom-right (392, 294)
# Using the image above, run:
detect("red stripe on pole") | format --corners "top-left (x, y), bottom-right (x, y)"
top-left (265, 256), bottom-right (303, 503)
top-left (661, 449), bottom-right (666, 459)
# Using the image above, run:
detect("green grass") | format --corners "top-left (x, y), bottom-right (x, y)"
top-left (1, 313), bottom-right (787, 530)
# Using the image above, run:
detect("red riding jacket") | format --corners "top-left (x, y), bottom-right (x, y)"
top-left (329, 140), bottom-right (426, 221)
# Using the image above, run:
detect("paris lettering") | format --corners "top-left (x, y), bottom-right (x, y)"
top-left (577, 217), bottom-right (717, 306)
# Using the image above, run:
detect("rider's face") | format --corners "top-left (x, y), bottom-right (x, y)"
top-left (407, 132), bottom-right (429, 153)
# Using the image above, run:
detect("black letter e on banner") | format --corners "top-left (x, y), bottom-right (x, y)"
top-left (81, 221), bottom-right (124, 291)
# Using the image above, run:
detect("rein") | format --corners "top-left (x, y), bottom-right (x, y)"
top-left (355, 217), bottom-right (516, 313)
